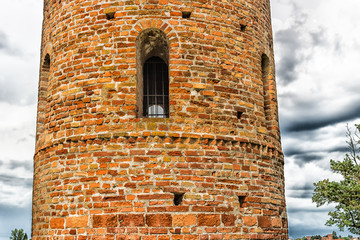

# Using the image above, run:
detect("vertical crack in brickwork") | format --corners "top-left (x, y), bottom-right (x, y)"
top-left (262, 53), bottom-right (271, 130)
top-left (35, 53), bottom-right (50, 143)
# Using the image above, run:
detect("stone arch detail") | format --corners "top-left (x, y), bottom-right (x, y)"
top-left (132, 20), bottom-right (178, 117)
top-left (260, 52), bottom-right (279, 136)
top-left (132, 19), bottom-right (178, 42)
top-left (36, 45), bottom-right (52, 146)
top-left (261, 53), bottom-right (270, 129)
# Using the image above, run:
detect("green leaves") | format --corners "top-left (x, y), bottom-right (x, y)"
top-left (312, 124), bottom-right (360, 235)
top-left (9, 228), bottom-right (28, 240)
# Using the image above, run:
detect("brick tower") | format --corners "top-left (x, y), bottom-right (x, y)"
top-left (33, 0), bottom-right (288, 239)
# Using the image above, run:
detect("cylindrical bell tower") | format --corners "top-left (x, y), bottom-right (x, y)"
top-left (32, 0), bottom-right (288, 239)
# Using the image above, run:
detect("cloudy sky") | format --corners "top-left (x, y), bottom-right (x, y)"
top-left (0, 0), bottom-right (360, 239)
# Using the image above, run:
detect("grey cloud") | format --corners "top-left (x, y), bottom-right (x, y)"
top-left (0, 31), bottom-right (21, 56)
top-left (0, 159), bottom-right (33, 188)
top-left (287, 205), bottom-right (332, 214)
top-left (0, 175), bottom-right (33, 188)
top-left (275, 27), bottom-right (302, 85)
top-left (287, 190), bottom-right (313, 199)
top-left (333, 35), bottom-right (343, 54)
top-left (285, 103), bottom-right (360, 132)
top-left (290, 182), bottom-right (314, 191)
top-left (0, 159), bottom-right (33, 171)
top-left (0, 78), bottom-right (37, 105)
top-left (284, 147), bottom-right (349, 167)
top-left (286, 151), bottom-right (323, 160)
top-left (330, 146), bottom-right (348, 154)
top-left (7, 160), bottom-right (33, 171)
top-left (275, 7), bottom-right (327, 86)
top-left (287, 182), bottom-right (315, 199)
top-left (0, 31), bottom-right (8, 49)
top-left (309, 28), bottom-right (326, 46)
top-left (293, 154), bottom-right (322, 166)
top-left (285, 149), bottom-right (323, 166)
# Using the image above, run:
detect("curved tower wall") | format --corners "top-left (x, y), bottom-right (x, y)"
top-left (33, 0), bottom-right (288, 239)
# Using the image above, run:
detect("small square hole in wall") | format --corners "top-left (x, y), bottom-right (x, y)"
top-left (174, 193), bottom-right (185, 206)
top-left (106, 12), bottom-right (115, 20)
top-left (238, 196), bottom-right (246, 208)
top-left (182, 11), bottom-right (192, 19)
top-left (237, 111), bottom-right (243, 119)
top-left (240, 24), bottom-right (246, 32)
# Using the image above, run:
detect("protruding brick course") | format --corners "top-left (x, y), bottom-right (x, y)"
top-left (33, 0), bottom-right (288, 239)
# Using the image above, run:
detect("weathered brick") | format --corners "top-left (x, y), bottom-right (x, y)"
top-left (66, 216), bottom-right (88, 228)
top-left (119, 214), bottom-right (145, 227)
top-left (50, 218), bottom-right (64, 229)
top-left (146, 214), bottom-right (172, 227)
top-left (172, 214), bottom-right (196, 227)
top-left (243, 216), bottom-right (257, 226)
top-left (93, 215), bottom-right (117, 228)
top-left (258, 216), bottom-right (272, 228)
top-left (222, 214), bottom-right (236, 226)
top-left (198, 214), bottom-right (220, 226)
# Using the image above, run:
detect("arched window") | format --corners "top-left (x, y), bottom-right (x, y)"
top-left (136, 29), bottom-right (169, 118)
top-left (36, 53), bottom-right (51, 141)
top-left (143, 56), bottom-right (169, 118)
top-left (261, 53), bottom-right (270, 128)
top-left (44, 54), bottom-right (50, 68)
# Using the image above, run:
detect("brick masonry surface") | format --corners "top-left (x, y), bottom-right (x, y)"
top-left (32, 0), bottom-right (288, 239)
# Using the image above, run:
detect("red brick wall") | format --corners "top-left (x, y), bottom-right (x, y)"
top-left (32, 0), bottom-right (288, 239)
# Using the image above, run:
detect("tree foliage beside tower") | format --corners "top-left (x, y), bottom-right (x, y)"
top-left (9, 228), bottom-right (28, 240)
top-left (313, 124), bottom-right (360, 234)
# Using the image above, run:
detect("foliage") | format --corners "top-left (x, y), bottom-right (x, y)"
top-left (313, 125), bottom-right (360, 235)
top-left (333, 231), bottom-right (338, 239)
top-left (310, 235), bottom-right (321, 240)
top-left (9, 229), bottom-right (28, 240)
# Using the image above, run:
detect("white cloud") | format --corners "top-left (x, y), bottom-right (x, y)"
top-left (0, 179), bottom-right (32, 207)
top-left (0, 0), bottom-right (42, 106)
top-left (0, 102), bottom-right (35, 209)
top-left (0, 102), bottom-right (36, 161)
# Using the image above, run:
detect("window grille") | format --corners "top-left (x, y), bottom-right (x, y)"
top-left (143, 56), bottom-right (169, 118)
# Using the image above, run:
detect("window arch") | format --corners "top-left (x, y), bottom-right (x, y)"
top-left (136, 29), bottom-right (169, 118)
top-left (143, 56), bottom-right (169, 118)
top-left (261, 53), bottom-right (270, 128)
top-left (36, 53), bottom-right (50, 142)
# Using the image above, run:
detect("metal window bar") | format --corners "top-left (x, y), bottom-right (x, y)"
top-left (143, 56), bottom-right (169, 118)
